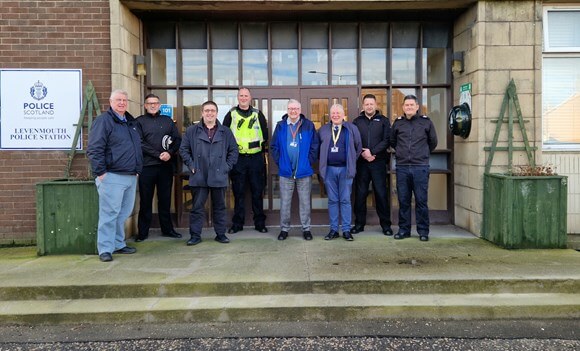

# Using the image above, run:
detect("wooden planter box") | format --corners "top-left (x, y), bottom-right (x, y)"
top-left (36, 179), bottom-right (98, 255)
top-left (483, 173), bottom-right (568, 249)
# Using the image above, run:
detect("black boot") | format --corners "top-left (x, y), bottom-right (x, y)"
top-left (187, 234), bottom-right (201, 246)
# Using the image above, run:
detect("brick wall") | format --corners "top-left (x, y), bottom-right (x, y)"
top-left (0, 0), bottom-right (111, 244)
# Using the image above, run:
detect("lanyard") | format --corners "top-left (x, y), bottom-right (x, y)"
top-left (290, 120), bottom-right (302, 141)
top-left (332, 124), bottom-right (342, 146)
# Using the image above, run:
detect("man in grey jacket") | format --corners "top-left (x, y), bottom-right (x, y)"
top-left (179, 101), bottom-right (239, 246)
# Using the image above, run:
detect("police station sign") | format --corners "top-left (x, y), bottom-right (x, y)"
top-left (0, 69), bottom-right (82, 150)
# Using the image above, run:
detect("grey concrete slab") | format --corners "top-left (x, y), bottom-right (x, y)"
top-left (0, 225), bottom-right (578, 291)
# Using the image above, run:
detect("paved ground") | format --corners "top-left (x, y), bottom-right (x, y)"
top-left (1, 225), bottom-right (579, 349)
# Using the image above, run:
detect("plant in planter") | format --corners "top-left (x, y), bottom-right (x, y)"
top-left (36, 81), bottom-right (100, 255)
top-left (482, 80), bottom-right (567, 249)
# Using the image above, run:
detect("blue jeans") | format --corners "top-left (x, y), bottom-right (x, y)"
top-left (396, 165), bottom-right (430, 236)
top-left (324, 166), bottom-right (353, 232)
top-left (279, 176), bottom-right (311, 232)
top-left (95, 172), bottom-right (137, 254)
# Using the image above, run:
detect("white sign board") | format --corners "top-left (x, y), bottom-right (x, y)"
top-left (460, 82), bottom-right (472, 110)
top-left (0, 69), bottom-right (82, 150)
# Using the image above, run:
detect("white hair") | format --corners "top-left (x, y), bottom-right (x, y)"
top-left (109, 89), bottom-right (128, 100)
top-left (287, 99), bottom-right (301, 108)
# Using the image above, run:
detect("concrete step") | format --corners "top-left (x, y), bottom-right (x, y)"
top-left (1, 293), bottom-right (579, 324)
top-left (2, 279), bottom-right (579, 301)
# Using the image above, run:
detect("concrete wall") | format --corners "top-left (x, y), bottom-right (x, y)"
top-left (110, 0), bottom-right (144, 235)
top-left (452, 0), bottom-right (543, 236)
top-left (453, 0), bottom-right (579, 236)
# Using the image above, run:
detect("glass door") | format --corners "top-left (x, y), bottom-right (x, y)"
top-left (300, 88), bottom-right (359, 224)
top-left (243, 89), bottom-right (300, 226)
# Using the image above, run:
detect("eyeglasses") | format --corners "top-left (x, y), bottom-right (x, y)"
top-left (203, 109), bottom-right (217, 113)
top-left (288, 107), bottom-right (300, 111)
top-left (145, 102), bottom-right (160, 106)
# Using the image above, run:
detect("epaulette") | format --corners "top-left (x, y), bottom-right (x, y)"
top-left (421, 115), bottom-right (429, 119)
top-left (396, 116), bottom-right (404, 120)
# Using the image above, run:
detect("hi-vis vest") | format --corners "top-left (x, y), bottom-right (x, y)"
top-left (229, 107), bottom-right (264, 154)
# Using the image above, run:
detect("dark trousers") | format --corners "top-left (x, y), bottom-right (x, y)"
top-left (189, 186), bottom-right (226, 238)
top-left (396, 165), bottom-right (430, 236)
top-left (353, 158), bottom-right (391, 230)
top-left (138, 164), bottom-right (175, 237)
top-left (230, 152), bottom-right (266, 228)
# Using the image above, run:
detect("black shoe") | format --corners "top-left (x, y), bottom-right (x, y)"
top-left (215, 235), bottom-right (230, 244)
top-left (324, 230), bottom-right (339, 240)
top-left (343, 231), bottom-right (354, 241)
top-left (99, 252), bottom-right (113, 262)
top-left (278, 231), bottom-right (288, 240)
top-left (162, 230), bottom-right (182, 238)
top-left (419, 235), bottom-right (429, 242)
top-left (255, 226), bottom-right (268, 233)
top-left (382, 227), bottom-right (394, 236)
top-left (350, 225), bottom-right (364, 234)
top-left (187, 236), bottom-right (201, 246)
top-left (394, 233), bottom-right (411, 240)
top-left (135, 236), bottom-right (147, 242)
top-left (228, 225), bottom-right (243, 234)
top-left (303, 231), bottom-right (313, 240)
top-left (114, 246), bottom-right (136, 254)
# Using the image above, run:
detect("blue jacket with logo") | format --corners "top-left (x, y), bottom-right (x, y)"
top-left (270, 114), bottom-right (319, 179)
top-left (87, 107), bottom-right (143, 177)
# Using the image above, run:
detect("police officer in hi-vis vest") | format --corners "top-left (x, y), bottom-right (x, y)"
top-left (223, 88), bottom-right (269, 234)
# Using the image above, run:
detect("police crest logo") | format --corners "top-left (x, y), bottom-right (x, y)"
top-left (30, 80), bottom-right (48, 101)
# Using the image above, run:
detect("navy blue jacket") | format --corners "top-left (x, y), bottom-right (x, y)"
top-left (270, 114), bottom-right (319, 179)
top-left (87, 107), bottom-right (143, 177)
top-left (391, 113), bottom-right (438, 166)
top-left (352, 110), bottom-right (391, 161)
top-left (318, 122), bottom-right (362, 180)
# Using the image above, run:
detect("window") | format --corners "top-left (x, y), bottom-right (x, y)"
top-left (543, 7), bottom-right (580, 148)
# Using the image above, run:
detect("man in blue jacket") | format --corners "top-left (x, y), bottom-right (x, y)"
top-left (270, 99), bottom-right (319, 241)
top-left (87, 90), bottom-right (143, 262)
top-left (318, 104), bottom-right (362, 241)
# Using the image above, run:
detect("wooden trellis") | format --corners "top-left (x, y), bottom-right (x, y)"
top-left (64, 81), bottom-right (100, 178)
top-left (484, 79), bottom-right (537, 174)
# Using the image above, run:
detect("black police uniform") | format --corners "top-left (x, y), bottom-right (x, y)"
top-left (135, 112), bottom-right (181, 240)
top-left (223, 106), bottom-right (269, 232)
top-left (391, 112), bottom-right (437, 238)
top-left (352, 110), bottom-right (392, 233)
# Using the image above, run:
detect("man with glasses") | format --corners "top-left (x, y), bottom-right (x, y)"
top-left (134, 94), bottom-right (182, 242)
top-left (223, 88), bottom-right (269, 234)
top-left (180, 101), bottom-right (239, 246)
top-left (270, 100), bottom-right (319, 241)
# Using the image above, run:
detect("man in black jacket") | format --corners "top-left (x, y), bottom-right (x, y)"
top-left (87, 89), bottom-right (142, 262)
top-left (391, 94), bottom-right (438, 242)
top-left (351, 94), bottom-right (393, 236)
top-left (180, 101), bottom-right (239, 246)
top-left (135, 94), bottom-right (182, 242)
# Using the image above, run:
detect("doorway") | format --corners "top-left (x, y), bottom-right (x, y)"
top-left (239, 88), bottom-right (359, 227)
